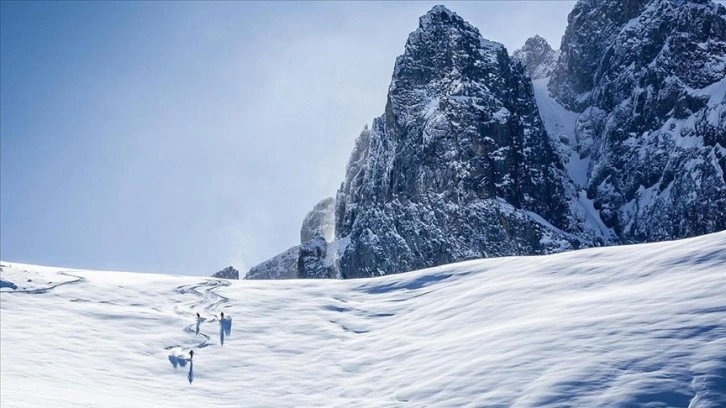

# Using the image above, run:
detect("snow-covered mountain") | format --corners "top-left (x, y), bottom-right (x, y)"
top-left (250, 5), bottom-right (608, 280)
top-left (512, 35), bottom-right (560, 80)
top-left (543, 0), bottom-right (726, 242)
top-left (249, 1), bottom-right (725, 280)
top-left (2, 232), bottom-right (725, 407)
top-left (332, 5), bottom-right (605, 279)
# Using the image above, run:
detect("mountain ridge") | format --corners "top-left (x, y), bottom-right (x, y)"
top-left (247, 1), bottom-right (725, 280)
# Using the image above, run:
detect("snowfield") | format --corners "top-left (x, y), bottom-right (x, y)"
top-left (1, 232), bottom-right (725, 408)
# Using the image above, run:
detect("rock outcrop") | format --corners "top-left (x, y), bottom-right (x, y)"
top-left (512, 35), bottom-right (559, 80)
top-left (212, 266), bottom-right (240, 280)
top-left (246, 198), bottom-right (336, 279)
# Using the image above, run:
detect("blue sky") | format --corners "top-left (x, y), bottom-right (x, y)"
top-left (1, 1), bottom-right (581, 276)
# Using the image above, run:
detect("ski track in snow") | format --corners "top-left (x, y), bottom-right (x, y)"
top-left (0, 270), bottom-right (85, 294)
top-left (170, 280), bottom-right (231, 350)
top-left (2, 233), bottom-right (726, 407)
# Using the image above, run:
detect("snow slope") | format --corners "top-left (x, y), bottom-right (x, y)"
top-left (532, 77), bottom-right (615, 243)
top-left (2, 232), bottom-right (726, 407)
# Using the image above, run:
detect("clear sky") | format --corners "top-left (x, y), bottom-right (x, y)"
top-left (1, 1), bottom-right (581, 276)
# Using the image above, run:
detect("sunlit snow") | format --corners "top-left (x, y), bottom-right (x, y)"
top-left (2, 232), bottom-right (725, 407)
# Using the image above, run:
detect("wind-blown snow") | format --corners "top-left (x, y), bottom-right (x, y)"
top-left (2, 232), bottom-right (726, 407)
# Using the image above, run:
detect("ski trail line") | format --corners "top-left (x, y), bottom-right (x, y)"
top-left (0, 271), bottom-right (85, 295)
top-left (168, 279), bottom-right (231, 350)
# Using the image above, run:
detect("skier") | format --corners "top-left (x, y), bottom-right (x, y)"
top-left (195, 312), bottom-right (202, 335)
top-left (189, 349), bottom-right (194, 361)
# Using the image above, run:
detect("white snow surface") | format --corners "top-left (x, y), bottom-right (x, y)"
top-left (531, 77), bottom-right (615, 242)
top-left (531, 78), bottom-right (589, 187)
top-left (531, 79), bottom-right (579, 147)
top-left (2, 232), bottom-right (726, 407)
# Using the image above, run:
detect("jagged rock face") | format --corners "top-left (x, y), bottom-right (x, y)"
top-left (212, 266), bottom-right (240, 280)
top-left (246, 198), bottom-right (337, 279)
top-left (300, 197), bottom-right (335, 242)
top-left (297, 234), bottom-right (335, 279)
top-left (512, 35), bottom-right (559, 80)
top-left (334, 6), bottom-right (586, 279)
top-left (547, 0), bottom-right (726, 241)
top-left (549, 0), bottom-right (650, 111)
top-left (245, 246), bottom-right (299, 279)
top-left (247, 2), bottom-right (725, 281)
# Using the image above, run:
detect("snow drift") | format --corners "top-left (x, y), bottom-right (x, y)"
top-left (1, 232), bottom-right (725, 407)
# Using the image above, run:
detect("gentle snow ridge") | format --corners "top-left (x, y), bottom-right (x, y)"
top-left (2, 232), bottom-right (726, 407)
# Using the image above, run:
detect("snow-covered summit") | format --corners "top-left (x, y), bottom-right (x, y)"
top-left (395, 5), bottom-right (505, 85)
top-left (418, 5), bottom-right (502, 48)
top-left (512, 35), bottom-right (560, 80)
top-left (332, 5), bottom-right (596, 278)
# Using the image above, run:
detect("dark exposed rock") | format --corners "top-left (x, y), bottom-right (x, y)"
top-left (549, 0), bottom-right (650, 112)
top-left (545, 0), bottom-right (726, 242)
top-left (211, 266), bottom-right (240, 280)
top-left (246, 198), bottom-right (337, 279)
top-left (333, 5), bottom-right (593, 278)
top-left (298, 234), bottom-right (335, 279)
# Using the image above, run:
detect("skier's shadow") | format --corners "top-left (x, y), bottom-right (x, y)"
top-left (168, 355), bottom-right (188, 369)
top-left (219, 317), bottom-right (232, 346)
top-left (168, 353), bottom-right (194, 384)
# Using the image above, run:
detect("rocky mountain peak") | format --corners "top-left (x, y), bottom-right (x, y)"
top-left (395, 6), bottom-right (504, 81)
top-left (247, 1), bottom-right (725, 281)
top-left (332, 6), bottom-right (590, 279)
top-left (512, 35), bottom-right (559, 80)
top-left (522, 35), bottom-right (551, 51)
top-left (211, 266), bottom-right (239, 280)
top-left (300, 197), bottom-right (335, 242)
top-left (422, 5), bottom-right (456, 21)
top-left (417, 5), bottom-right (473, 33)
top-left (549, 0), bottom-right (726, 111)
top-left (549, 0), bottom-right (650, 110)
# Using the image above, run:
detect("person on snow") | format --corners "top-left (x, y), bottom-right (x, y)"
top-left (189, 349), bottom-right (194, 361)
top-left (195, 312), bottom-right (202, 335)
